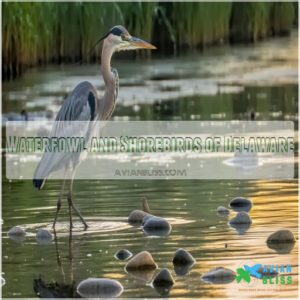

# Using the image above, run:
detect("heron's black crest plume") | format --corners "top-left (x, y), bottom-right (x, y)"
top-left (76, 26), bottom-right (128, 65)
top-left (110, 26), bottom-right (124, 36)
top-left (93, 25), bottom-right (127, 48)
top-left (93, 34), bottom-right (107, 49)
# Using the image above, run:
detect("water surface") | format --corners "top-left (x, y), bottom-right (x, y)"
top-left (2, 32), bottom-right (298, 298)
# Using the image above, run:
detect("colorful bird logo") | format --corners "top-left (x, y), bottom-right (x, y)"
top-left (235, 264), bottom-right (262, 283)
top-left (235, 268), bottom-right (251, 283)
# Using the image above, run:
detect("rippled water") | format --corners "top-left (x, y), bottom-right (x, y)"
top-left (2, 32), bottom-right (298, 298)
top-left (2, 180), bottom-right (298, 298)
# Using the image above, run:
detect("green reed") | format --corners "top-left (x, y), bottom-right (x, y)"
top-left (2, 1), bottom-right (297, 80)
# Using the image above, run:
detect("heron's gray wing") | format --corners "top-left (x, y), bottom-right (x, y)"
top-left (56, 81), bottom-right (97, 122)
top-left (49, 81), bottom-right (98, 140)
top-left (33, 81), bottom-right (98, 188)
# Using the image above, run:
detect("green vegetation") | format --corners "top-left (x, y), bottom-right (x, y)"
top-left (2, 1), bottom-right (297, 80)
top-left (173, 2), bottom-right (233, 48)
top-left (230, 2), bottom-right (271, 42)
top-left (270, 2), bottom-right (296, 35)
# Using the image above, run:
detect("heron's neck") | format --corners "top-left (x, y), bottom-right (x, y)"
top-left (101, 41), bottom-right (115, 89)
top-left (99, 41), bottom-right (118, 120)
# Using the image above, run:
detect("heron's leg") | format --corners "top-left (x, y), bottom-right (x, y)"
top-left (67, 185), bottom-right (73, 229)
top-left (68, 178), bottom-right (88, 230)
top-left (53, 179), bottom-right (66, 228)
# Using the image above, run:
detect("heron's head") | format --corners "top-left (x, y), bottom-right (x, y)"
top-left (97, 25), bottom-right (156, 52)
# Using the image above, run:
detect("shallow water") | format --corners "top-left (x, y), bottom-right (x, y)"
top-left (2, 180), bottom-right (298, 298)
top-left (2, 32), bottom-right (298, 298)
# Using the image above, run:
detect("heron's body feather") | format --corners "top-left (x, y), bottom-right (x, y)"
top-left (56, 81), bottom-right (98, 122)
top-left (33, 72), bottom-right (119, 189)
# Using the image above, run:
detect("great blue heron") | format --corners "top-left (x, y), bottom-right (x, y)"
top-left (33, 25), bottom-right (156, 230)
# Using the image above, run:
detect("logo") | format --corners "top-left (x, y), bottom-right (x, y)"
top-left (236, 263), bottom-right (292, 285)
top-left (236, 264), bottom-right (262, 283)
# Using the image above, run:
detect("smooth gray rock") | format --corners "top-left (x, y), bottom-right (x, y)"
top-left (142, 214), bottom-right (155, 225)
top-left (114, 249), bottom-right (133, 261)
top-left (229, 197), bottom-right (252, 212)
top-left (128, 210), bottom-right (149, 225)
top-left (229, 222), bottom-right (251, 235)
top-left (152, 268), bottom-right (174, 296)
top-left (229, 212), bottom-right (252, 235)
top-left (77, 278), bottom-right (123, 298)
top-left (266, 230), bottom-right (295, 244)
top-left (174, 263), bottom-right (194, 276)
top-left (267, 242), bottom-right (295, 254)
top-left (217, 206), bottom-right (230, 215)
top-left (8, 226), bottom-right (26, 242)
top-left (143, 216), bottom-right (172, 236)
top-left (143, 216), bottom-right (170, 230)
top-left (153, 268), bottom-right (174, 287)
top-left (266, 230), bottom-right (296, 254)
top-left (125, 251), bottom-right (158, 270)
top-left (128, 198), bottom-right (151, 225)
top-left (8, 226), bottom-right (26, 236)
top-left (201, 267), bottom-right (236, 284)
top-left (172, 248), bottom-right (196, 266)
top-left (36, 229), bottom-right (53, 244)
top-left (229, 212), bottom-right (252, 224)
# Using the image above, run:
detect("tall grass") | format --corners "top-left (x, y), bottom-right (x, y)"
top-left (270, 2), bottom-right (295, 35)
top-left (2, 1), bottom-right (297, 80)
top-left (230, 2), bottom-right (271, 42)
top-left (173, 2), bottom-right (232, 49)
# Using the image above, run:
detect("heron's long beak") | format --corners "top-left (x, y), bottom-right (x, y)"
top-left (129, 37), bottom-right (157, 50)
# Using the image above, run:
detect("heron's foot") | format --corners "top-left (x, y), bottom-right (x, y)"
top-left (79, 216), bottom-right (88, 230)
top-left (67, 191), bottom-right (88, 230)
top-left (79, 217), bottom-right (88, 230)
top-left (70, 202), bottom-right (88, 230)
top-left (83, 222), bottom-right (88, 231)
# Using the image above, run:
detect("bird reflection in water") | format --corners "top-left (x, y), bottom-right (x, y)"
top-left (33, 228), bottom-right (79, 298)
